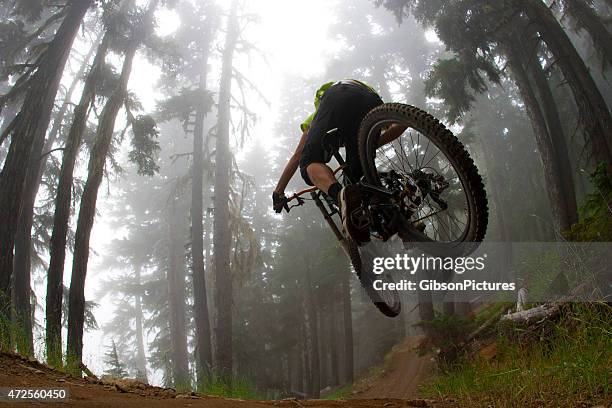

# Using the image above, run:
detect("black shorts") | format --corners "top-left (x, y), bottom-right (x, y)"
top-left (299, 82), bottom-right (383, 185)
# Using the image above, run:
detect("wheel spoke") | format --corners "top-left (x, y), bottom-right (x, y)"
top-left (391, 140), bottom-right (408, 173)
top-left (422, 149), bottom-right (441, 169)
top-left (371, 122), bottom-right (472, 243)
top-left (419, 138), bottom-right (431, 169)
top-left (397, 136), bottom-right (414, 173)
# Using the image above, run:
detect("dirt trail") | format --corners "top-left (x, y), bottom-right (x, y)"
top-left (0, 349), bottom-right (449, 408)
top-left (351, 336), bottom-right (434, 399)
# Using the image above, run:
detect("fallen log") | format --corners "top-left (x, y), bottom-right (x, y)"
top-left (500, 303), bottom-right (560, 325)
top-left (79, 362), bottom-right (98, 380)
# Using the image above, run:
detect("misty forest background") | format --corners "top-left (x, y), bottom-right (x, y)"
top-left (0, 0), bottom-right (611, 399)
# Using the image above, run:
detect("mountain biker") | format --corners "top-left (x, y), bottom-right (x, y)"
top-left (272, 79), bottom-right (406, 243)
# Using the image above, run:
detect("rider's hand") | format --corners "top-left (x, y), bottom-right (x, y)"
top-left (272, 191), bottom-right (288, 213)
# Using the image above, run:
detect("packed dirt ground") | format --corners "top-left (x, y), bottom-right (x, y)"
top-left (351, 336), bottom-right (433, 400)
top-left (0, 350), bottom-right (456, 408)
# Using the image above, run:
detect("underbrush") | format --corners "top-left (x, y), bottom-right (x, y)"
top-left (197, 377), bottom-right (263, 399)
top-left (564, 162), bottom-right (612, 242)
top-left (421, 303), bottom-right (611, 407)
top-left (324, 384), bottom-right (353, 400)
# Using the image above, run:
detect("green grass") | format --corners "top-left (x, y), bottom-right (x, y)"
top-left (421, 303), bottom-right (612, 407)
top-left (473, 302), bottom-right (513, 326)
top-left (197, 377), bottom-right (263, 400)
top-left (0, 313), bottom-right (35, 358)
top-left (324, 384), bottom-right (353, 400)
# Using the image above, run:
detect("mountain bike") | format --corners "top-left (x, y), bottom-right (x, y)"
top-left (285, 103), bottom-right (489, 317)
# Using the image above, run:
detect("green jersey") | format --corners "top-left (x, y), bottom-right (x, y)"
top-left (300, 80), bottom-right (378, 132)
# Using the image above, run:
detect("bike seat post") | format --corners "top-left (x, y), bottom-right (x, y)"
top-left (324, 128), bottom-right (346, 166)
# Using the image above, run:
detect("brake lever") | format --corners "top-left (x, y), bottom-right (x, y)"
top-left (285, 196), bottom-right (305, 213)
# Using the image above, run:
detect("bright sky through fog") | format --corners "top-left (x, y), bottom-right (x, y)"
top-left (247, 0), bottom-right (339, 76)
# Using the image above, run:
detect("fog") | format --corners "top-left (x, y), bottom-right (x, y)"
top-left (1, 0), bottom-right (610, 399)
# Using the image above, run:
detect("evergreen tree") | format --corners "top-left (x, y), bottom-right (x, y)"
top-left (103, 339), bottom-right (129, 378)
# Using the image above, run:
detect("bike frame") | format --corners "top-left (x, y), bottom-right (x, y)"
top-left (286, 159), bottom-right (422, 250)
top-left (286, 154), bottom-right (354, 255)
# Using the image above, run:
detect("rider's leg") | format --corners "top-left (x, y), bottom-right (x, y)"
top-left (306, 163), bottom-right (336, 194)
top-left (306, 163), bottom-right (342, 203)
top-left (379, 124), bottom-right (407, 147)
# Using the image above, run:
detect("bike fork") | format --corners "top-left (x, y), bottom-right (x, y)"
top-left (311, 191), bottom-right (352, 256)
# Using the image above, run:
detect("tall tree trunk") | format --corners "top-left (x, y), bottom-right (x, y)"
top-left (66, 32), bottom-right (139, 367)
top-left (475, 122), bottom-right (514, 263)
top-left (523, 42), bottom-right (578, 230)
top-left (12, 39), bottom-right (98, 357)
top-left (65, 0), bottom-right (156, 368)
top-left (0, 0), bottom-right (91, 337)
top-left (506, 43), bottom-right (574, 236)
top-left (317, 302), bottom-right (326, 390)
top-left (192, 58), bottom-right (213, 384)
top-left (166, 201), bottom-right (190, 389)
top-left (134, 262), bottom-right (148, 382)
top-left (296, 342), bottom-right (304, 394)
top-left (417, 287), bottom-right (434, 336)
top-left (340, 265), bottom-right (353, 384)
top-left (521, 0), bottom-right (612, 167)
top-left (0, 100), bottom-right (19, 148)
top-left (329, 296), bottom-right (340, 386)
top-left (305, 267), bottom-right (320, 398)
top-left (46, 27), bottom-right (113, 366)
top-left (565, 0), bottom-right (612, 68)
top-left (213, 0), bottom-right (239, 382)
top-left (302, 316), bottom-right (312, 397)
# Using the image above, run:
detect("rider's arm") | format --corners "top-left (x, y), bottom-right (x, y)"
top-left (378, 124), bottom-right (407, 147)
top-left (274, 129), bottom-right (309, 194)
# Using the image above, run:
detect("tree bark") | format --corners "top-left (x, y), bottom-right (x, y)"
top-left (192, 57), bottom-right (213, 385)
top-left (340, 265), bottom-right (354, 384)
top-left (46, 27), bottom-right (113, 365)
top-left (302, 316), bottom-right (312, 397)
top-left (213, 0), bottom-right (239, 382)
top-left (521, 0), bottom-right (612, 168)
top-left (166, 201), bottom-right (190, 389)
top-left (296, 342), bottom-right (304, 394)
top-left (329, 296), bottom-right (340, 386)
top-left (0, 0), bottom-right (91, 336)
top-left (417, 287), bottom-right (434, 336)
top-left (505, 43), bottom-right (575, 235)
top-left (134, 263), bottom-right (148, 382)
top-left (565, 0), bottom-right (612, 68)
top-left (523, 41), bottom-right (578, 230)
top-left (12, 38), bottom-right (98, 357)
top-left (66, 29), bottom-right (140, 367)
top-left (0, 100), bottom-right (19, 148)
top-left (500, 303), bottom-right (560, 324)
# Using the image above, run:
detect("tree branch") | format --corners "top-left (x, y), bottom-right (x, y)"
top-left (39, 147), bottom-right (65, 160)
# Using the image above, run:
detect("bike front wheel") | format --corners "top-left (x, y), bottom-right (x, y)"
top-left (346, 239), bottom-right (401, 318)
top-left (358, 103), bottom-right (488, 256)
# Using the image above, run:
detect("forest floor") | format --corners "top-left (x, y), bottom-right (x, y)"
top-left (0, 351), bottom-right (456, 408)
top-left (350, 336), bottom-right (434, 399)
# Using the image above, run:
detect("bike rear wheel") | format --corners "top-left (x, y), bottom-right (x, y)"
top-left (346, 239), bottom-right (401, 318)
top-left (358, 103), bottom-right (488, 256)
